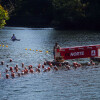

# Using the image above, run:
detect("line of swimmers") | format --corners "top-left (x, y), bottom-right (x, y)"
top-left (0, 59), bottom-right (59, 79)
top-left (0, 59), bottom-right (96, 79)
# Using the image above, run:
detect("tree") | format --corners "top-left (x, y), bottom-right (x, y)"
top-left (0, 5), bottom-right (9, 28)
top-left (52, 0), bottom-right (87, 28)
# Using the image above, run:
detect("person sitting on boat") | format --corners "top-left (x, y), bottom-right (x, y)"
top-left (53, 43), bottom-right (65, 62)
top-left (11, 34), bottom-right (16, 40)
top-left (53, 42), bottom-right (60, 61)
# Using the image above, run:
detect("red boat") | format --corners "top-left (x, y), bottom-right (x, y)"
top-left (56, 44), bottom-right (100, 60)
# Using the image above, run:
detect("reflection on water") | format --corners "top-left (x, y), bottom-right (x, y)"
top-left (0, 27), bottom-right (100, 100)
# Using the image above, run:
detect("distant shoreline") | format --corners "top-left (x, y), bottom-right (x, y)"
top-left (5, 25), bottom-right (100, 31)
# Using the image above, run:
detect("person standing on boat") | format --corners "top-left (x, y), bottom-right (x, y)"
top-left (53, 42), bottom-right (60, 61)
top-left (11, 34), bottom-right (16, 40)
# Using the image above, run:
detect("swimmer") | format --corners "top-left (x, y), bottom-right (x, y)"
top-left (21, 70), bottom-right (24, 75)
top-left (44, 61), bottom-right (46, 65)
top-left (47, 67), bottom-right (51, 71)
top-left (6, 74), bottom-right (9, 79)
top-left (65, 65), bottom-right (70, 70)
top-left (54, 66), bottom-right (58, 71)
top-left (22, 63), bottom-right (24, 68)
top-left (43, 68), bottom-right (47, 72)
top-left (5, 69), bottom-right (9, 73)
top-left (42, 65), bottom-right (45, 68)
top-left (11, 72), bottom-right (15, 78)
top-left (36, 68), bottom-right (40, 73)
top-left (30, 68), bottom-right (34, 73)
top-left (17, 72), bottom-right (21, 77)
top-left (10, 67), bottom-right (13, 71)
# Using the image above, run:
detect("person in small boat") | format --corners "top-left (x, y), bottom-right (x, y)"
top-left (11, 34), bottom-right (16, 40)
top-left (53, 42), bottom-right (60, 61)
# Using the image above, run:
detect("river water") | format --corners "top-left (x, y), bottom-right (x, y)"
top-left (0, 27), bottom-right (100, 100)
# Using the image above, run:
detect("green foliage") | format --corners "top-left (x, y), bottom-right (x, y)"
top-left (0, 5), bottom-right (9, 28)
top-left (52, 0), bottom-right (87, 25)
top-left (14, 0), bottom-right (52, 17)
top-left (1, 0), bottom-right (100, 29)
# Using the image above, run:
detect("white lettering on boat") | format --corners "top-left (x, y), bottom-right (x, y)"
top-left (70, 51), bottom-right (84, 56)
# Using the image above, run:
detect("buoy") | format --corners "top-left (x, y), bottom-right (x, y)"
top-left (10, 59), bottom-right (12, 62)
top-left (46, 51), bottom-right (48, 53)
top-left (6, 74), bottom-right (9, 79)
top-left (29, 49), bottom-right (31, 51)
top-left (36, 50), bottom-right (38, 51)
top-left (0, 44), bottom-right (1, 46)
top-left (2, 45), bottom-right (4, 47)
top-left (6, 45), bottom-right (8, 47)
top-left (1, 61), bottom-right (4, 65)
top-left (25, 48), bottom-right (27, 50)
top-left (33, 50), bottom-right (34, 51)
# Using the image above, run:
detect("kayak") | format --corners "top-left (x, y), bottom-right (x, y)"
top-left (11, 39), bottom-right (20, 41)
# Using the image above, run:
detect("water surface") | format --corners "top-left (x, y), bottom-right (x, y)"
top-left (0, 27), bottom-right (100, 100)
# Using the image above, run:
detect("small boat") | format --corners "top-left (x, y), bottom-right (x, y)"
top-left (57, 44), bottom-right (100, 60)
top-left (11, 39), bottom-right (20, 41)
